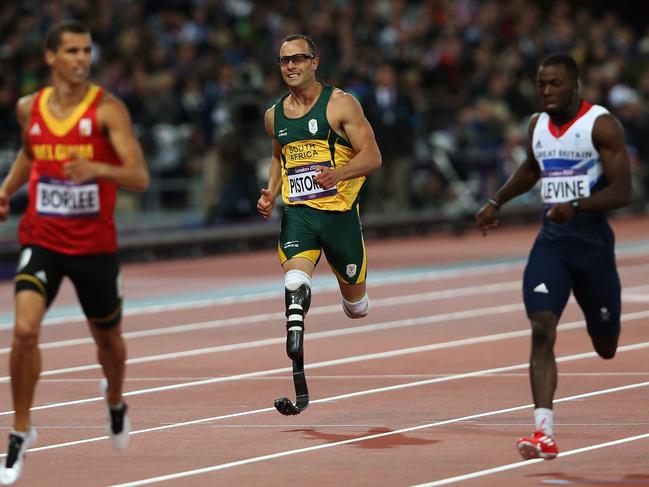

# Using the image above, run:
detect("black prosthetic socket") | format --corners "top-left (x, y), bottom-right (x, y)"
top-left (285, 284), bottom-right (312, 315)
top-left (285, 284), bottom-right (311, 360)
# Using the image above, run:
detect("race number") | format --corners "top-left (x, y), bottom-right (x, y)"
top-left (287, 162), bottom-right (337, 202)
top-left (36, 177), bottom-right (100, 216)
top-left (540, 168), bottom-right (590, 203)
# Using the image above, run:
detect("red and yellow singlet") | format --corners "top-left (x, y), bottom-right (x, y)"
top-left (19, 83), bottom-right (122, 254)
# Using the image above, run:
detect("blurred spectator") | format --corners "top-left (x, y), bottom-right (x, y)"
top-left (0, 0), bottom-right (646, 223)
top-left (609, 83), bottom-right (649, 206)
top-left (363, 64), bottom-right (416, 213)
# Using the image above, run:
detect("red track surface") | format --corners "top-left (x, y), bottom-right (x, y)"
top-left (1, 214), bottom-right (648, 486)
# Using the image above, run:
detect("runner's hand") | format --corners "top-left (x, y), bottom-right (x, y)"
top-left (64, 155), bottom-right (100, 183)
top-left (314, 166), bottom-right (338, 190)
top-left (546, 202), bottom-right (576, 224)
top-left (257, 188), bottom-right (275, 219)
top-left (475, 203), bottom-right (500, 236)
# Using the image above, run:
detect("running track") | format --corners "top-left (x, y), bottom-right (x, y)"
top-left (0, 215), bottom-right (648, 486)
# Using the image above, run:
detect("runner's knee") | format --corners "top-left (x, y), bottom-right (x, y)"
top-left (530, 318), bottom-right (557, 349)
top-left (13, 321), bottom-right (39, 351)
top-left (342, 293), bottom-right (370, 319)
top-left (93, 327), bottom-right (125, 353)
top-left (596, 347), bottom-right (616, 360)
top-left (591, 335), bottom-right (618, 359)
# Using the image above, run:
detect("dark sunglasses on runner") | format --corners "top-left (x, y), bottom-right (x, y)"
top-left (277, 53), bottom-right (315, 66)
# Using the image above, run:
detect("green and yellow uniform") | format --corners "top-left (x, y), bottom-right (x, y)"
top-left (274, 85), bottom-right (367, 284)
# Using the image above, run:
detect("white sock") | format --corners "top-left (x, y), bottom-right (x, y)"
top-left (11, 429), bottom-right (29, 438)
top-left (342, 293), bottom-right (370, 318)
top-left (534, 407), bottom-right (554, 436)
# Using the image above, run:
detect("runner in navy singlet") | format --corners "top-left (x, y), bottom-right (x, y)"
top-left (475, 53), bottom-right (631, 461)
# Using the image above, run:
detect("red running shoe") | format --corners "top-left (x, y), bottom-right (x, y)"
top-left (517, 431), bottom-right (559, 460)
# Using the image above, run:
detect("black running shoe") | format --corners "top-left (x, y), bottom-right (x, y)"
top-left (100, 379), bottom-right (130, 449)
top-left (0, 428), bottom-right (37, 485)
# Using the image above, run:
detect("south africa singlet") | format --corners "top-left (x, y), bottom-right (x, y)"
top-left (273, 85), bottom-right (364, 211)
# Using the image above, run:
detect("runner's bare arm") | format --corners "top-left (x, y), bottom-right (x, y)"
top-left (64, 93), bottom-right (149, 191)
top-left (492, 114), bottom-right (542, 206)
top-left (315, 90), bottom-right (381, 190)
top-left (578, 114), bottom-right (631, 212)
top-left (476, 115), bottom-right (541, 233)
top-left (258, 106), bottom-right (283, 219)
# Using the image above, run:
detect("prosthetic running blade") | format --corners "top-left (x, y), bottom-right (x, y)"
top-left (275, 355), bottom-right (309, 415)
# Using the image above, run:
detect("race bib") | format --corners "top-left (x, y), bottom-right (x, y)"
top-left (36, 177), bottom-right (100, 216)
top-left (287, 162), bottom-right (337, 202)
top-left (540, 168), bottom-right (590, 203)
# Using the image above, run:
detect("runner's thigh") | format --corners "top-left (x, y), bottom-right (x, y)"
top-left (320, 206), bottom-right (367, 285)
top-left (523, 238), bottom-right (572, 319)
top-left (64, 253), bottom-right (122, 327)
top-left (572, 243), bottom-right (621, 337)
top-left (14, 245), bottom-right (64, 307)
top-left (279, 205), bottom-right (322, 265)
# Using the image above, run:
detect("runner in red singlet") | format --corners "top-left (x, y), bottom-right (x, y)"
top-left (0, 20), bottom-right (149, 485)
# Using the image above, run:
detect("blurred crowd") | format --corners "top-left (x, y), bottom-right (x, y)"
top-left (1, 0), bottom-right (648, 223)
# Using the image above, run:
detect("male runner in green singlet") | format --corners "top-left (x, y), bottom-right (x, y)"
top-left (257, 34), bottom-right (381, 414)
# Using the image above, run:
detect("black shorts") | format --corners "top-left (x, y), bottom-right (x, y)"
top-left (523, 235), bottom-right (621, 337)
top-left (14, 245), bottom-right (122, 328)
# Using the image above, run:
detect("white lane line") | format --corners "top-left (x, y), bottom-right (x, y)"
top-left (412, 432), bottom-right (649, 486)
top-left (0, 281), bottom-right (523, 354)
top-left (2, 274), bottom-right (647, 356)
top-left (2, 310), bottom-right (649, 416)
top-left (625, 294), bottom-right (649, 302)
top-left (4, 304), bottom-right (649, 387)
top-left (623, 284), bottom-right (649, 292)
top-left (2, 254), bottom-right (647, 330)
top-left (28, 371), bottom-right (649, 383)
top-left (107, 381), bottom-right (649, 487)
top-left (2, 338), bottom-right (649, 463)
top-left (1, 260), bottom-right (528, 329)
top-left (0, 302), bottom-right (524, 382)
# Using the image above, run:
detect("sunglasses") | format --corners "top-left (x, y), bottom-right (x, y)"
top-left (277, 53), bottom-right (315, 66)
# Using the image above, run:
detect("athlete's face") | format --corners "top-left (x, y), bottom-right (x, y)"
top-left (278, 40), bottom-right (318, 88)
top-left (46, 32), bottom-right (92, 84)
top-left (536, 64), bottom-right (579, 116)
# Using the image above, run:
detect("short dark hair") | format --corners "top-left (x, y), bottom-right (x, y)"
top-left (45, 20), bottom-right (89, 52)
top-left (540, 53), bottom-right (579, 82)
top-left (282, 34), bottom-right (316, 56)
